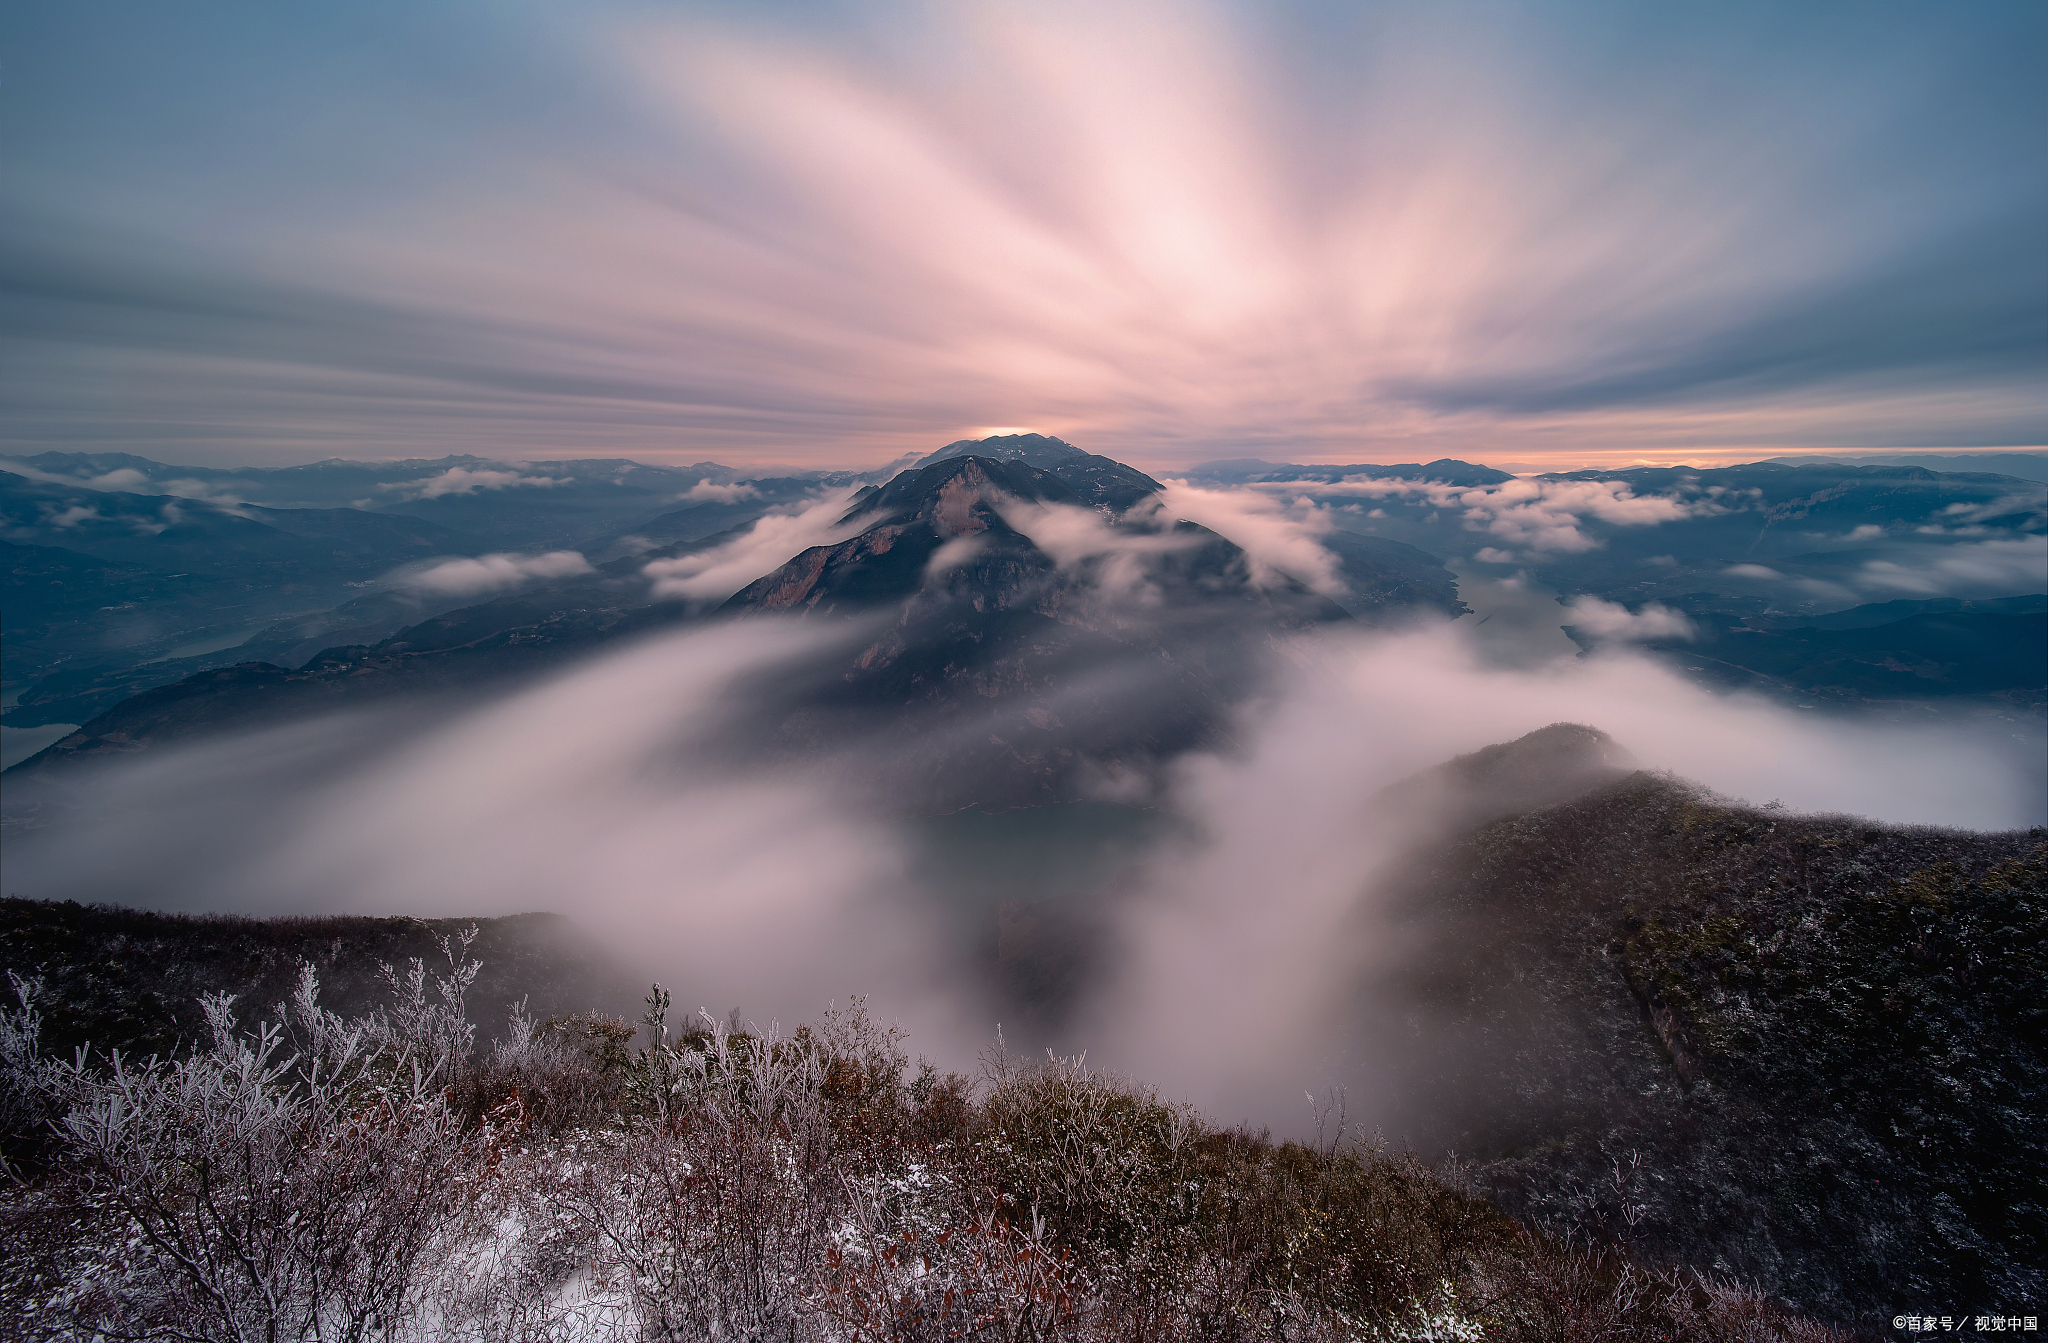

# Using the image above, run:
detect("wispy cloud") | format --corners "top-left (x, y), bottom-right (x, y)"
top-left (1151, 484), bottom-right (1349, 596)
top-left (682, 480), bottom-right (761, 504)
top-left (1857, 535), bottom-right (2048, 596)
top-left (379, 467), bottom-right (568, 501)
top-left (394, 550), bottom-right (593, 597)
top-left (7, 613), bottom-right (2036, 1134)
top-left (991, 498), bottom-right (1208, 601)
top-left (643, 487), bottom-right (867, 603)
top-left (1242, 474), bottom-right (1722, 561)
top-left (1560, 596), bottom-right (1697, 642)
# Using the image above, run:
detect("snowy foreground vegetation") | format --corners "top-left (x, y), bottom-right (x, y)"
top-left (1, 934), bottom-right (1841, 1342)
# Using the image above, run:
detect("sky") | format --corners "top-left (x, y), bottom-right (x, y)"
top-left (2, 0), bottom-right (2043, 474)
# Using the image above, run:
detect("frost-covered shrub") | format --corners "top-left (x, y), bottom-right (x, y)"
top-left (1, 972), bottom-right (65, 1178)
top-left (454, 999), bottom-right (624, 1136)
top-left (970, 1043), bottom-right (1204, 1322)
top-left (538, 992), bottom-right (914, 1340)
top-left (22, 942), bottom-right (499, 1342)
top-left (0, 928), bottom-right (1849, 1343)
top-left (820, 1199), bottom-right (1076, 1343)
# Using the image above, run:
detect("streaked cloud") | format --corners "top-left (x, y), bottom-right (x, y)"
top-left (1, 0), bottom-right (2040, 469)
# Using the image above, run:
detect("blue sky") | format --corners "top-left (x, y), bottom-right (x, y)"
top-left (3, 0), bottom-right (2043, 471)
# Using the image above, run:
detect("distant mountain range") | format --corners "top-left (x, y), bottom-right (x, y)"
top-left (6, 438), bottom-right (2043, 786)
top-left (0, 450), bottom-right (860, 687)
top-left (3, 440), bottom-right (1467, 809)
top-left (1586, 597), bottom-right (2047, 710)
top-left (1198, 456), bottom-right (2045, 718)
top-left (1183, 456), bottom-right (1516, 487)
top-left (1766, 451), bottom-right (2048, 484)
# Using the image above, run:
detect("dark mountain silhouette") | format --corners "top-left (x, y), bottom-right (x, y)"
top-left (1185, 457), bottom-right (1516, 487)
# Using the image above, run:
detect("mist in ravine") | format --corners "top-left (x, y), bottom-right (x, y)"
top-left (6, 592), bottom-right (2036, 1139)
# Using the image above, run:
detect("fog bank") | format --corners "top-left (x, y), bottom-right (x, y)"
top-left (3, 610), bottom-right (2037, 1135)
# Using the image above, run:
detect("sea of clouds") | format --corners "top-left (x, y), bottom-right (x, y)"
top-left (5, 477), bottom-right (2041, 1136)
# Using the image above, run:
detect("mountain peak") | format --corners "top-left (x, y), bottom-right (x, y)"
top-left (920, 434), bottom-right (1163, 514)
top-left (927, 432), bottom-right (1084, 463)
top-left (842, 454), bottom-right (1087, 529)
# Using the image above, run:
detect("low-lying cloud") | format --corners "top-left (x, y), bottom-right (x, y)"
top-left (1559, 595), bottom-right (1697, 642)
top-left (989, 484), bottom-right (1357, 602)
top-left (1075, 622), bottom-right (2040, 1128)
top-left (1, 459), bottom-right (251, 509)
top-left (643, 487), bottom-right (868, 604)
top-left (5, 602), bottom-right (2037, 1139)
top-left (1714, 531), bottom-right (2048, 601)
top-left (1858, 534), bottom-right (2048, 596)
top-left (381, 467), bottom-right (570, 501)
top-left (1245, 475), bottom-right (1722, 560)
top-left (395, 550), bottom-right (594, 597)
top-left (991, 497), bottom-right (1208, 601)
top-left (1468, 479), bottom-right (1707, 554)
top-left (1153, 484), bottom-right (1349, 596)
top-left (682, 480), bottom-right (762, 504)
